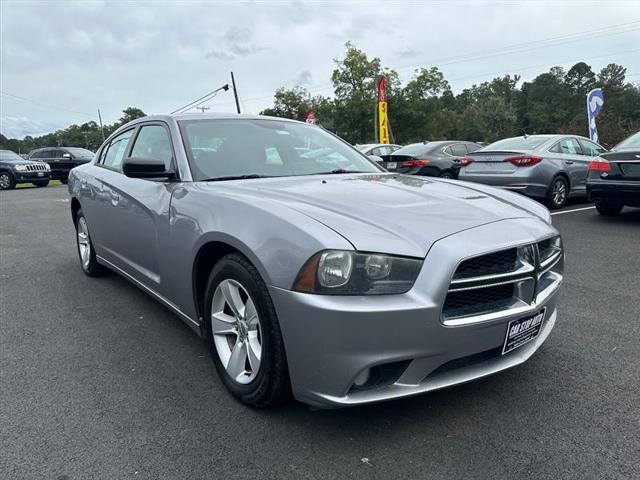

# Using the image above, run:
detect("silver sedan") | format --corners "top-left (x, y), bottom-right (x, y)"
top-left (458, 134), bottom-right (607, 208)
top-left (69, 114), bottom-right (563, 408)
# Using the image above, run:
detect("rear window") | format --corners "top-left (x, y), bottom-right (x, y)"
top-left (483, 136), bottom-right (549, 151)
top-left (392, 143), bottom-right (430, 156)
top-left (614, 132), bottom-right (640, 151)
top-left (65, 148), bottom-right (95, 158)
top-left (0, 150), bottom-right (23, 161)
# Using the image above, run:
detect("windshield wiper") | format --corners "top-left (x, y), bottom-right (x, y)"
top-left (203, 174), bottom-right (269, 182)
top-left (312, 169), bottom-right (369, 175)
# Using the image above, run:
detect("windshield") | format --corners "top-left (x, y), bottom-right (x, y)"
top-left (65, 147), bottom-right (94, 157)
top-left (614, 131), bottom-right (640, 151)
top-left (391, 143), bottom-right (430, 156)
top-left (0, 150), bottom-right (23, 161)
top-left (483, 136), bottom-right (550, 151)
top-left (180, 119), bottom-right (382, 180)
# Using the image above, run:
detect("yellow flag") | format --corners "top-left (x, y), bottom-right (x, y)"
top-left (377, 77), bottom-right (390, 144)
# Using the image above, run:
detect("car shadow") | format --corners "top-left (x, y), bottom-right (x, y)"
top-left (590, 206), bottom-right (640, 223)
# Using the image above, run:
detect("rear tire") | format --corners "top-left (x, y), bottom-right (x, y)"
top-left (33, 180), bottom-right (49, 188)
top-left (60, 178), bottom-right (69, 185)
top-left (0, 172), bottom-right (16, 190)
top-left (546, 176), bottom-right (569, 209)
top-left (439, 171), bottom-right (455, 179)
top-left (595, 200), bottom-right (623, 216)
top-left (75, 208), bottom-right (107, 276)
top-left (205, 253), bottom-right (290, 408)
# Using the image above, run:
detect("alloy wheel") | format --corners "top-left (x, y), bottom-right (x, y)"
top-left (0, 173), bottom-right (11, 189)
top-left (77, 217), bottom-right (91, 270)
top-left (552, 179), bottom-right (567, 207)
top-left (211, 279), bottom-right (262, 384)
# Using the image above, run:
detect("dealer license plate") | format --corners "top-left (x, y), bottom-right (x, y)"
top-left (502, 308), bottom-right (546, 355)
top-left (386, 162), bottom-right (397, 169)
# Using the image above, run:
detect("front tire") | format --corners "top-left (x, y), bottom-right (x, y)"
top-left (0, 172), bottom-right (16, 190)
top-left (60, 178), bottom-right (69, 185)
top-left (33, 180), bottom-right (49, 188)
top-left (595, 200), bottom-right (623, 216)
top-left (546, 176), bottom-right (569, 209)
top-left (205, 253), bottom-right (290, 408)
top-left (75, 209), bottom-right (106, 276)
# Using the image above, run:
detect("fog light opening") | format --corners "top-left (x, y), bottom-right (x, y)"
top-left (353, 369), bottom-right (371, 387)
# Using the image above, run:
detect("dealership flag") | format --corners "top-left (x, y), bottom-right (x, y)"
top-left (586, 88), bottom-right (604, 143)
top-left (377, 77), bottom-right (390, 144)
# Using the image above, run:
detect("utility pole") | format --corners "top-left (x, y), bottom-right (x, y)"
top-left (230, 71), bottom-right (241, 114)
top-left (97, 109), bottom-right (105, 141)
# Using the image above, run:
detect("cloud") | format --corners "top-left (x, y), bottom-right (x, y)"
top-left (0, 116), bottom-right (67, 139)
top-left (206, 26), bottom-right (267, 61)
top-left (296, 70), bottom-right (313, 85)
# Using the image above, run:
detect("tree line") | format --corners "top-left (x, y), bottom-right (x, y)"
top-left (261, 43), bottom-right (640, 148)
top-left (0, 107), bottom-right (147, 154)
top-left (2, 43), bottom-right (639, 153)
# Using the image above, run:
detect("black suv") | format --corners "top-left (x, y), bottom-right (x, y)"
top-left (28, 147), bottom-right (94, 183)
top-left (0, 149), bottom-right (51, 189)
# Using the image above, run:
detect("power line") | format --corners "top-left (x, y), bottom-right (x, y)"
top-left (446, 47), bottom-right (640, 83)
top-left (394, 20), bottom-right (640, 73)
top-left (0, 90), bottom-right (94, 117)
top-left (224, 20), bottom-right (640, 105)
top-left (171, 84), bottom-right (229, 114)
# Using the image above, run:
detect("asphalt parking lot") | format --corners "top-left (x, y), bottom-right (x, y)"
top-left (1, 184), bottom-right (639, 480)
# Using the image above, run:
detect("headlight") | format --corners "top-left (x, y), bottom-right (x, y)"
top-left (294, 250), bottom-right (423, 295)
top-left (43, 163), bottom-right (51, 170)
top-left (13, 164), bottom-right (28, 172)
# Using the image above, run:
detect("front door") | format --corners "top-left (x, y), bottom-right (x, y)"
top-left (95, 123), bottom-right (176, 290)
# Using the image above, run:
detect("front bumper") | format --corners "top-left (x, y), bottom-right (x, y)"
top-left (269, 218), bottom-right (562, 408)
top-left (13, 171), bottom-right (51, 183)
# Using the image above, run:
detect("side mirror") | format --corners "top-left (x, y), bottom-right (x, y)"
top-left (368, 154), bottom-right (384, 164)
top-left (62, 153), bottom-right (72, 159)
top-left (122, 157), bottom-right (174, 179)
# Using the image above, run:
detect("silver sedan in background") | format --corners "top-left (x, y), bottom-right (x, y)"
top-left (458, 134), bottom-right (607, 208)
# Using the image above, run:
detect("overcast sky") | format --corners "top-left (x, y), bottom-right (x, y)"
top-left (1, 0), bottom-right (639, 138)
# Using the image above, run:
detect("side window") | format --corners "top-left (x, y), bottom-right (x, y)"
top-left (466, 143), bottom-right (481, 153)
top-left (374, 146), bottom-right (392, 156)
top-left (443, 146), bottom-right (453, 155)
top-left (450, 144), bottom-right (467, 156)
top-left (102, 130), bottom-right (134, 170)
top-left (130, 125), bottom-right (173, 169)
top-left (553, 138), bottom-right (582, 155)
top-left (578, 139), bottom-right (606, 157)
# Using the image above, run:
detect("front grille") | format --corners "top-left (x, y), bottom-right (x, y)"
top-left (25, 164), bottom-right (48, 171)
top-left (443, 283), bottom-right (516, 318)
top-left (442, 237), bottom-right (563, 323)
top-left (453, 248), bottom-right (518, 280)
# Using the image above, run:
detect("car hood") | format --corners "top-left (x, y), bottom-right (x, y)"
top-left (211, 173), bottom-right (551, 258)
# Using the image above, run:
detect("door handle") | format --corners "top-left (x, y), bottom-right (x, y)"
top-left (564, 160), bottom-right (574, 165)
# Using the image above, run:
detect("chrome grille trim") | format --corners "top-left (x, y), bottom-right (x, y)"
top-left (442, 236), bottom-right (563, 325)
top-left (25, 163), bottom-right (48, 171)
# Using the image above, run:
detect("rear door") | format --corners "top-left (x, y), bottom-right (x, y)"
top-left (548, 137), bottom-right (585, 192)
